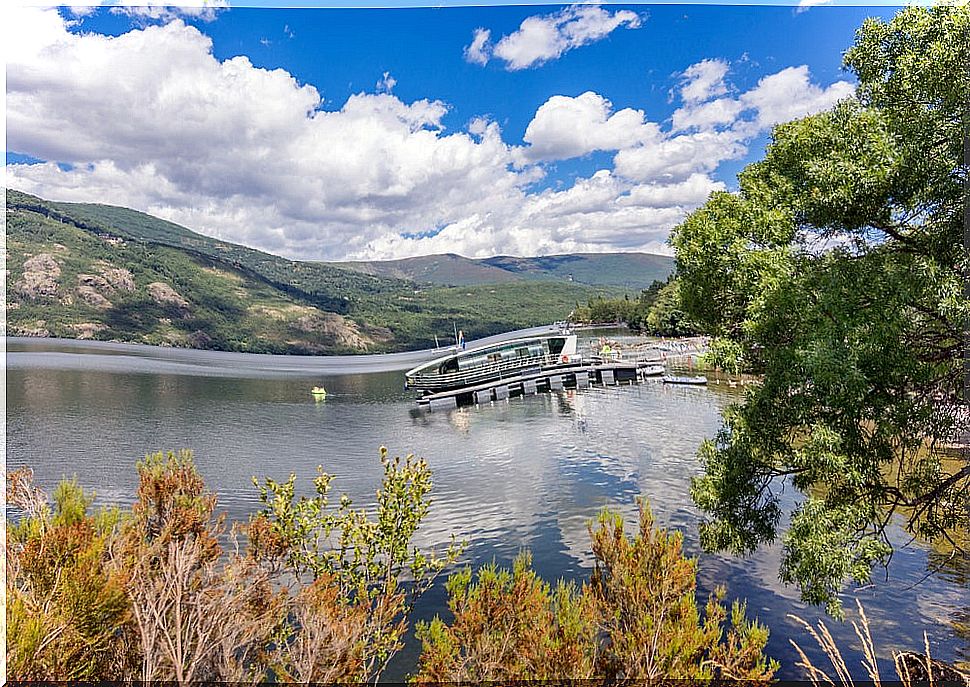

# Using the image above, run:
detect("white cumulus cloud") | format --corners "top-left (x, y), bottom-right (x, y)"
top-left (612, 129), bottom-right (749, 183)
top-left (463, 27), bottom-right (492, 66)
top-left (671, 63), bottom-right (853, 132)
top-left (671, 97), bottom-right (745, 132)
top-left (470, 4), bottom-right (642, 71)
top-left (5, 8), bottom-right (529, 259)
top-left (5, 9), bottom-right (857, 262)
top-left (677, 58), bottom-right (730, 104)
top-left (521, 92), bottom-right (660, 162)
top-left (618, 174), bottom-right (727, 209)
top-left (740, 65), bottom-right (854, 128)
top-left (357, 171), bottom-right (683, 260)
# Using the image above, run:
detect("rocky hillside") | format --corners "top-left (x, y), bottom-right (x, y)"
top-left (5, 191), bottom-right (624, 353)
top-left (6, 208), bottom-right (388, 353)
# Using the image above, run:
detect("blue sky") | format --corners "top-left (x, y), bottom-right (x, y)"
top-left (6, 2), bottom-right (901, 260)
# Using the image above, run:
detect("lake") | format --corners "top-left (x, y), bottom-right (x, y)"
top-left (5, 333), bottom-right (967, 680)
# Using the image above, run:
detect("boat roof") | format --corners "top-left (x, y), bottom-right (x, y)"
top-left (406, 334), bottom-right (572, 376)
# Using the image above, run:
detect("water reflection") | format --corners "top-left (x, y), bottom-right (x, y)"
top-left (5, 337), bottom-right (967, 680)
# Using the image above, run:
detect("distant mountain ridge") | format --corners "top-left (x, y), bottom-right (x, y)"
top-left (5, 190), bottom-right (655, 354)
top-left (333, 251), bottom-right (674, 289)
top-left (481, 253), bottom-right (674, 289)
top-left (10, 190), bottom-right (674, 290)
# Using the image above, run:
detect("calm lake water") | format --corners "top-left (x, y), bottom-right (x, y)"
top-left (6, 333), bottom-right (967, 680)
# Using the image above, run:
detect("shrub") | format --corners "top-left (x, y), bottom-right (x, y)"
top-left (416, 499), bottom-right (778, 683)
top-left (6, 469), bottom-right (136, 680)
top-left (113, 451), bottom-right (283, 684)
top-left (6, 446), bottom-right (460, 685)
top-left (251, 446), bottom-right (464, 682)
top-left (588, 500), bottom-right (776, 681)
top-left (415, 552), bottom-right (598, 681)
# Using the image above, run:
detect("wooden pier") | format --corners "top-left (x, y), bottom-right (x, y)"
top-left (416, 362), bottom-right (643, 410)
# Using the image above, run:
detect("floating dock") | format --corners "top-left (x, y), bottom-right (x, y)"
top-left (416, 362), bottom-right (643, 410)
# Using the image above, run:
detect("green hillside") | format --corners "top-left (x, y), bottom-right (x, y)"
top-left (333, 253), bottom-right (522, 286)
top-left (337, 250), bottom-right (675, 288)
top-left (5, 191), bottom-right (624, 353)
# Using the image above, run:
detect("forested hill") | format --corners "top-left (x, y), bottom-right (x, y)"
top-left (334, 251), bottom-right (674, 289)
top-left (5, 190), bottom-right (644, 354)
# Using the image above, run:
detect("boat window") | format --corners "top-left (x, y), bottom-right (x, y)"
top-left (547, 338), bottom-right (566, 355)
top-left (449, 338), bottom-right (559, 372)
top-left (458, 355), bottom-right (490, 370)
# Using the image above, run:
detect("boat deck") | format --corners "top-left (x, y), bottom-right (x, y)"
top-left (416, 362), bottom-right (643, 410)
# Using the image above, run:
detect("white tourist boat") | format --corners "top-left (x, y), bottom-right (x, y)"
top-left (405, 334), bottom-right (580, 393)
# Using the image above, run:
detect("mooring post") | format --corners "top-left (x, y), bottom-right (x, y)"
top-left (429, 396), bottom-right (458, 411)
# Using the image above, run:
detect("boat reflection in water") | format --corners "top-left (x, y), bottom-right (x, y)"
top-left (405, 334), bottom-right (580, 394)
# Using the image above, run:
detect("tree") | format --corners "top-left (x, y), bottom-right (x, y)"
top-left (673, 4), bottom-right (969, 616)
top-left (569, 276), bottom-right (701, 336)
top-left (643, 278), bottom-right (700, 336)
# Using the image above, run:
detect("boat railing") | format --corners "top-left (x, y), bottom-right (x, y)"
top-left (407, 352), bottom-right (575, 389)
top-left (589, 348), bottom-right (664, 366)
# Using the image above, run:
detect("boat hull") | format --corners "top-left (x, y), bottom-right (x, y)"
top-left (661, 375), bottom-right (708, 386)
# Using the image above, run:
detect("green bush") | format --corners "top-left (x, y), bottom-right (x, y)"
top-left (415, 499), bottom-right (778, 682)
top-left (6, 447), bottom-right (461, 684)
top-left (7, 470), bottom-right (135, 680)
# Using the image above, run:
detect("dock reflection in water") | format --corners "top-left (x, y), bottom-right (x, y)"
top-left (5, 336), bottom-right (967, 679)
